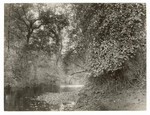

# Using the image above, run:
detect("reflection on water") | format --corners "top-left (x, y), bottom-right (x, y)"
top-left (4, 85), bottom-right (83, 111)
top-left (4, 84), bottom-right (60, 111)
top-left (5, 95), bottom-right (58, 111)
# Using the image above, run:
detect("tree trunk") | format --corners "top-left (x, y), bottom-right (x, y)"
top-left (7, 5), bottom-right (11, 52)
top-left (26, 34), bottom-right (30, 45)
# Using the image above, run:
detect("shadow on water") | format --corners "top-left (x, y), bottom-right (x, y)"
top-left (4, 84), bottom-right (84, 111)
top-left (4, 84), bottom-right (60, 111)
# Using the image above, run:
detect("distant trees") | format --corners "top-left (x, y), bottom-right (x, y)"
top-left (4, 3), bottom-right (69, 86)
top-left (5, 4), bottom-right (69, 54)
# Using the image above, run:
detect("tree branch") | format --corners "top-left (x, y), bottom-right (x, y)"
top-left (70, 70), bottom-right (88, 75)
top-left (32, 18), bottom-right (41, 25)
top-left (33, 23), bottom-right (43, 30)
top-left (21, 6), bottom-right (30, 22)
top-left (14, 9), bottom-right (29, 29)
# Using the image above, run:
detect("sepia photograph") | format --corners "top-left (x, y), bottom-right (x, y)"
top-left (4, 3), bottom-right (146, 111)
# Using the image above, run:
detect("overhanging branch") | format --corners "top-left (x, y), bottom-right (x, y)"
top-left (70, 70), bottom-right (88, 75)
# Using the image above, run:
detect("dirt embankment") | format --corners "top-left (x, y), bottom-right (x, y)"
top-left (96, 88), bottom-right (146, 110)
top-left (75, 79), bottom-right (146, 111)
top-left (75, 49), bottom-right (146, 111)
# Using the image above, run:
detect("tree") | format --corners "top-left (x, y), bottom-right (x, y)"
top-left (4, 3), bottom-right (69, 86)
top-left (65, 3), bottom-right (146, 78)
top-left (63, 3), bottom-right (146, 110)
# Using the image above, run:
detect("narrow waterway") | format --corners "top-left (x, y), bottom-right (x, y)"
top-left (4, 85), bottom-right (83, 111)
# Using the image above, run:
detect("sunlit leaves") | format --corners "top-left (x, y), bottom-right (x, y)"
top-left (73, 3), bottom-right (146, 77)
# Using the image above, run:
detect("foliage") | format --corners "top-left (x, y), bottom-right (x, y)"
top-left (5, 4), bottom-right (69, 53)
top-left (4, 3), bottom-right (146, 111)
top-left (73, 4), bottom-right (146, 110)
top-left (65, 3), bottom-right (146, 77)
top-left (4, 3), bottom-right (70, 87)
top-left (37, 91), bottom-right (78, 111)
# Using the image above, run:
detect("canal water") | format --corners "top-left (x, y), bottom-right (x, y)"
top-left (4, 85), bottom-right (83, 111)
